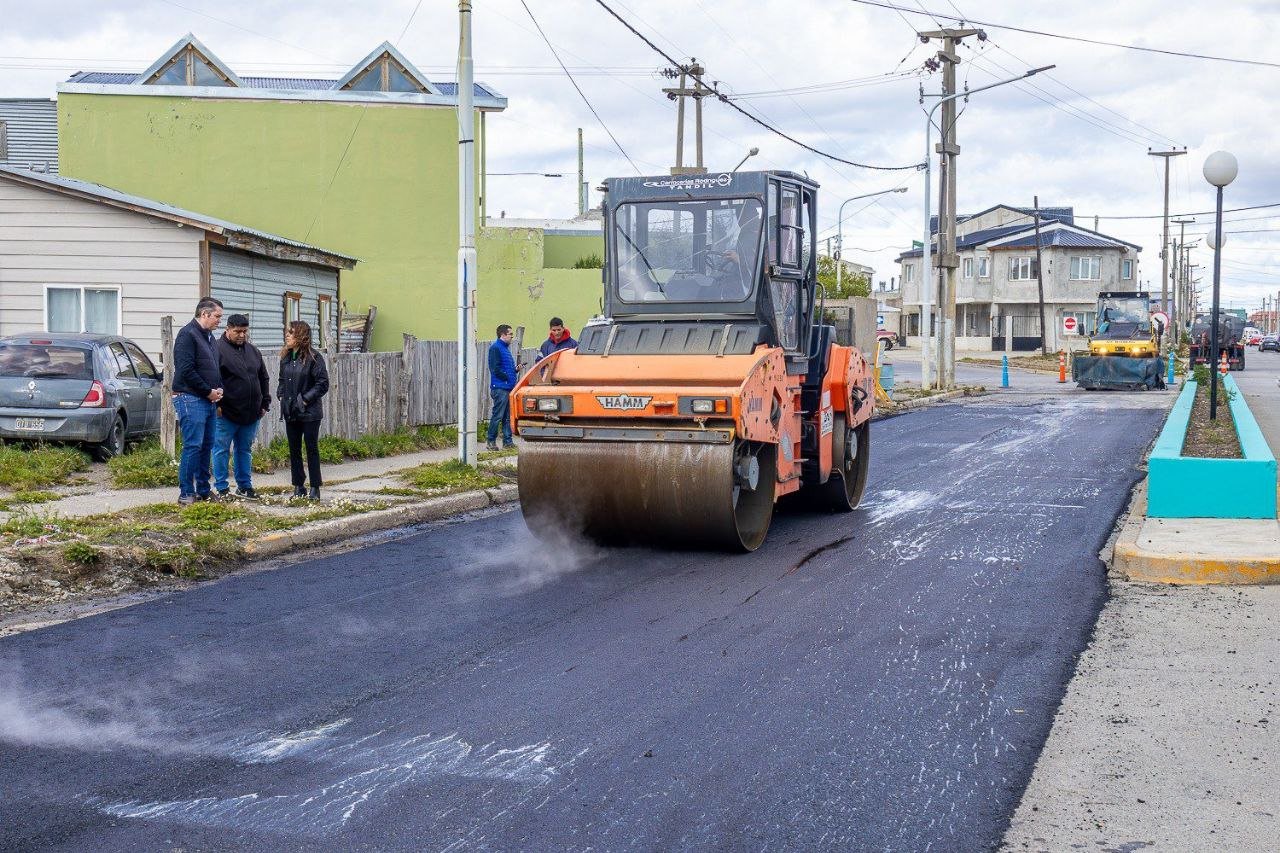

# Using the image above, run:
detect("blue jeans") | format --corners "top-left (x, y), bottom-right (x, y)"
top-left (213, 416), bottom-right (259, 492)
top-left (174, 393), bottom-right (215, 498)
top-left (487, 388), bottom-right (512, 445)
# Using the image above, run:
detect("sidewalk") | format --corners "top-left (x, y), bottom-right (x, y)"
top-left (1002, 358), bottom-right (1280, 850)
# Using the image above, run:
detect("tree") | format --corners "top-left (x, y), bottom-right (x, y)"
top-left (817, 254), bottom-right (870, 299)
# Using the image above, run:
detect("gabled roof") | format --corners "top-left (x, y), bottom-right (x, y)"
top-left (0, 166), bottom-right (356, 269)
top-left (335, 41), bottom-right (441, 95)
top-left (138, 33), bottom-right (243, 88)
top-left (897, 219), bottom-right (1140, 261)
top-left (929, 204), bottom-right (1073, 234)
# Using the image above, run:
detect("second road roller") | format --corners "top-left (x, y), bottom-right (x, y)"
top-left (510, 170), bottom-right (875, 551)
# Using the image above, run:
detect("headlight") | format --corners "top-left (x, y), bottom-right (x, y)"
top-left (536, 398), bottom-right (561, 412)
top-left (685, 397), bottom-right (729, 415)
top-left (691, 399), bottom-right (715, 414)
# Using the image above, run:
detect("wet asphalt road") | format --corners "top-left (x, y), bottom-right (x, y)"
top-left (0, 392), bottom-right (1167, 852)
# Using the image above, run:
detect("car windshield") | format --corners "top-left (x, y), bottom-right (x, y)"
top-left (0, 344), bottom-right (94, 379)
top-left (613, 198), bottom-right (763, 304)
top-left (1097, 299), bottom-right (1149, 326)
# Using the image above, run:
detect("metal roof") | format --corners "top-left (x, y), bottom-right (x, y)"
top-left (65, 71), bottom-right (503, 103)
top-left (0, 99), bottom-right (58, 174)
top-left (994, 230), bottom-right (1129, 250)
top-left (0, 165), bottom-right (357, 268)
top-left (897, 220), bottom-right (1140, 261)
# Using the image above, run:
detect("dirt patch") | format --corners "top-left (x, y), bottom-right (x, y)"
top-left (1181, 382), bottom-right (1242, 459)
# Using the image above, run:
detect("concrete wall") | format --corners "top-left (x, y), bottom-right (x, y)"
top-left (477, 226), bottom-right (602, 342)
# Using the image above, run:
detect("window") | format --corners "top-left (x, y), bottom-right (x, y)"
top-left (317, 295), bottom-right (333, 350)
top-left (45, 286), bottom-right (120, 334)
top-left (284, 291), bottom-right (302, 329)
top-left (779, 188), bottom-right (800, 268)
top-left (124, 342), bottom-right (160, 380)
top-left (341, 52), bottom-right (428, 94)
top-left (1069, 255), bottom-right (1102, 281)
top-left (145, 44), bottom-right (234, 87)
top-left (904, 263), bottom-right (914, 283)
top-left (1122, 258), bottom-right (1134, 280)
top-left (109, 342), bottom-right (136, 380)
top-left (1008, 256), bottom-right (1039, 281)
top-left (0, 120), bottom-right (7, 160)
top-left (962, 258), bottom-right (973, 279)
top-left (978, 256), bottom-right (990, 278)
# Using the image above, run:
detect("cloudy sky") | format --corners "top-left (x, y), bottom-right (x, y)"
top-left (5, 0), bottom-right (1279, 312)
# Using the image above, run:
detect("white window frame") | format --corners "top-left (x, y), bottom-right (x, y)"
top-left (42, 284), bottom-right (123, 335)
top-left (1008, 256), bottom-right (1038, 281)
top-left (1121, 258), bottom-right (1134, 280)
top-left (978, 256), bottom-right (990, 278)
top-left (962, 257), bottom-right (973, 279)
top-left (1069, 255), bottom-right (1102, 281)
top-left (317, 294), bottom-right (333, 350)
top-left (904, 263), bottom-right (915, 283)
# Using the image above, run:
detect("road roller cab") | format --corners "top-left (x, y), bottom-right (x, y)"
top-left (511, 170), bottom-right (875, 551)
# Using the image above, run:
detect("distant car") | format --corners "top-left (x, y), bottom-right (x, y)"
top-left (876, 329), bottom-right (899, 350)
top-left (0, 333), bottom-right (162, 460)
top-left (1260, 336), bottom-right (1280, 353)
top-left (1247, 333), bottom-right (1263, 346)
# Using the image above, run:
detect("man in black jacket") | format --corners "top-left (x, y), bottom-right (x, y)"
top-left (172, 297), bottom-right (224, 505)
top-left (213, 314), bottom-right (271, 499)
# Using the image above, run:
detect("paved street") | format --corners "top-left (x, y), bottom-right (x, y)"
top-left (0, 386), bottom-right (1170, 851)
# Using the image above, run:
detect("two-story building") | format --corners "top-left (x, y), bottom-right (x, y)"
top-left (897, 205), bottom-right (1141, 352)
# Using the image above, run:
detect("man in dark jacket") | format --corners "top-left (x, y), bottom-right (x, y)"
top-left (172, 297), bottom-right (224, 505)
top-left (538, 317), bottom-right (578, 359)
top-left (213, 314), bottom-right (271, 499)
top-left (486, 324), bottom-right (517, 451)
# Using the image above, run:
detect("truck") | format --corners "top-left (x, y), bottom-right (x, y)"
top-left (1189, 310), bottom-right (1246, 370)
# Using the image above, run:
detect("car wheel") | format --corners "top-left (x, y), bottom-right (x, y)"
top-left (93, 414), bottom-right (126, 462)
top-left (884, 339), bottom-right (894, 351)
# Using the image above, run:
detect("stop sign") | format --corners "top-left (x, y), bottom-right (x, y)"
top-left (1062, 316), bottom-right (1078, 335)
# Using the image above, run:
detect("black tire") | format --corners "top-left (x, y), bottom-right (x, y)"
top-left (93, 414), bottom-right (126, 462)
top-left (883, 338), bottom-right (894, 351)
top-left (822, 416), bottom-right (870, 512)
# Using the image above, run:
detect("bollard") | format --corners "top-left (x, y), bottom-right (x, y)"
top-left (1001, 354), bottom-right (1010, 388)
top-left (1167, 351), bottom-right (1176, 387)
top-left (1219, 351), bottom-right (1229, 375)
top-left (1058, 350), bottom-right (1066, 383)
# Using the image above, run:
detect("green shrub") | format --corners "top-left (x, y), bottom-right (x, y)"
top-left (0, 443), bottom-right (89, 490)
top-left (108, 438), bottom-right (179, 488)
top-left (572, 253), bottom-right (604, 269)
top-left (62, 541), bottom-right (101, 565)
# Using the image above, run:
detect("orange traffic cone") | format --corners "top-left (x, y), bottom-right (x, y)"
top-left (1219, 351), bottom-right (1229, 375)
top-left (1058, 351), bottom-right (1066, 383)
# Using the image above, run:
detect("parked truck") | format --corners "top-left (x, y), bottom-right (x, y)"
top-left (1189, 310), bottom-right (1246, 370)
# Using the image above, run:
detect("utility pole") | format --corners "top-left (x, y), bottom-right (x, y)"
top-left (1171, 217), bottom-right (1195, 346)
top-left (577, 127), bottom-right (587, 216)
top-left (1148, 148), bottom-right (1187, 354)
top-left (920, 27), bottom-right (980, 388)
top-left (1032, 196), bottom-right (1048, 355)
top-left (663, 60), bottom-right (710, 175)
top-left (456, 0), bottom-right (477, 466)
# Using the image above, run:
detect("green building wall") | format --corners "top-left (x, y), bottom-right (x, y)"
top-left (57, 92), bottom-right (485, 351)
top-left (478, 227), bottom-right (602, 344)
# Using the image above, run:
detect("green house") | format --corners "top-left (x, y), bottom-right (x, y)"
top-left (56, 34), bottom-right (516, 351)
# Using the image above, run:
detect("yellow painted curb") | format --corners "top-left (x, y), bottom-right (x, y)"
top-left (1112, 480), bottom-right (1280, 585)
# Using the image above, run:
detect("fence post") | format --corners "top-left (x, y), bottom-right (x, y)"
top-left (160, 316), bottom-right (176, 458)
top-left (400, 333), bottom-right (417, 428)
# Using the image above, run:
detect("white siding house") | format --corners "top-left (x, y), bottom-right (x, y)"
top-left (0, 167), bottom-right (354, 360)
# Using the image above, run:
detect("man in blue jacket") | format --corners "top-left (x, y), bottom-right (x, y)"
top-left (538, 317), bottom-right (578, 359)
top-left (172, 297), bottom-right (224, 504)
top-left (486, 324), bottom-right (517, 451)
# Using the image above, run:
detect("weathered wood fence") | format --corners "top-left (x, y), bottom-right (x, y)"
top-left (159, 318), bottom-right (539, 452)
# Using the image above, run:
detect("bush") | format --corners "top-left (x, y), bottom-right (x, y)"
top-left (572, 253), bottom-right (604, 269)
top-left (0, 443), bottom-right (90, 490)
top-left (62, 541), bottom-right (101, 566)
top-left (108, 438), bottom-right (179, 488)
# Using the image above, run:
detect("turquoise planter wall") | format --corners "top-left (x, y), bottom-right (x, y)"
top-left (1148, 376), bottom-right (1278, 519)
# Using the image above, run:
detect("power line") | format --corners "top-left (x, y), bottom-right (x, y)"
top-left (847, 0), bottom-right (1280, 70)
top-left (520, 0), bottom-right (640, 175)
top-left (1091, 202), bottom-right (1280, 221)
top-left (591, 0), bottom-right (923, 172)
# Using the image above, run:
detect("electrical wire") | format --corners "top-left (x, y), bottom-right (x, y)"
top-left (847, 0), bottom-right (1280, 70)
top-left (519, 0), bottom-right (640, 175)
top-left (591, 0), bottom-right (923, 172)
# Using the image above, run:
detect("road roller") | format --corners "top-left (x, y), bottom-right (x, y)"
top-left (1071, 291), bottom-right (1166, 391)
top-left (511, 170), bottom-right (875, 551)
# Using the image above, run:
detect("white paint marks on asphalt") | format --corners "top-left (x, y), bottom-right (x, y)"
top-left (866, 491), bottom-right (937, 525)
top-left (230, 719), bottom-right (351, 764)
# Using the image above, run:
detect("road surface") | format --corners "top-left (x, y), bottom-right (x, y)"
top-left (0, 389), bottom-right (1169, 851)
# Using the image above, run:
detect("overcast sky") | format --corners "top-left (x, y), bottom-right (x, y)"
top-left (5, 0), bottom-right (1279, 312)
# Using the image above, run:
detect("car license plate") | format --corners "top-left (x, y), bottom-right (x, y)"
top-left (14, 417), bottom-right (45, 431)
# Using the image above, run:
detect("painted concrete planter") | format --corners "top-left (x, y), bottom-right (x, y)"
top-left (1148, 376), bottom-right (1277, 519)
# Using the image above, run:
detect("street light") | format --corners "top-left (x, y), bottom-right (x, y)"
top-left (733, 147), bottom-right (760, 172)
top-left (835, 186), bottom-right (909, 296)
top-left (919, 64), bottom-right (1054, 389)
top-left (1203, 150), bottom-right (1238, 420)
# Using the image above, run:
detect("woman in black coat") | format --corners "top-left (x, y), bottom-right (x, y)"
top-left (278, 321), bottom-right (330, 500)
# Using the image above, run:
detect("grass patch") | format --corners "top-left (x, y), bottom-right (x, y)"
top-left (402, 459), bottom-right (501, 493)
top-left (0, 443), bottom-right (90, 491)
top-left (107, 438), bottom-right (178, 488)
top-left (252, 425), bottom-right (458, 473)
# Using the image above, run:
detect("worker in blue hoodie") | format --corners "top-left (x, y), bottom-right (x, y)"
top-left (538, 317), bottom-right (578, 359)
top-left (487, 324), bottom-right (517, 451)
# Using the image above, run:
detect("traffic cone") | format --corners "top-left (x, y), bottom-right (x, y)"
top-left (1219, 351), bottom-right (1229, 375)
top-left (1058, 351), bottom-right (1066, 383)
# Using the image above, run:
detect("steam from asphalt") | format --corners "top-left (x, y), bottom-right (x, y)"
top-left (452, 514), bottom-right (605, 597)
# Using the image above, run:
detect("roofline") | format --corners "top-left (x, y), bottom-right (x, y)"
top-left (137, 33), bottom-right (245, 87)
top-left (334, 41), bottom-right (443, 96)
top-left (0, 166), bottom-right (357, 269)
top-left (983, 220), bottom-right (1142, 251)
top-left (56, 81), bottom-right (508, 111)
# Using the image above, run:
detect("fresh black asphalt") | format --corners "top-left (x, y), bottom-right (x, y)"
top-left (0, 395), bottom-right (1165, 851)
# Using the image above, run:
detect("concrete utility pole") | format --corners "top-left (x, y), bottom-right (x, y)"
top-left (1148, 148), bottom-right (1186, 353)
top-left (1171, 217), bottom-right (1195, 345)
top-left (577, 127), bottom-right (586, 216)
top-left (1032, 196), bottom-right (1048, 355)
top-left (920, 27), bottom-right (980, 389)
top-left (664, 60), bottom-right (710, 175)
top-left (456, 0), bottom-right (478, 466)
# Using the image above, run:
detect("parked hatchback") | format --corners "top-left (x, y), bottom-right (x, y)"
top-left (0, 334), bottom-right (162, 460)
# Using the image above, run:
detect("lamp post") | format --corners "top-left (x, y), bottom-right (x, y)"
top-left (733, 147), bottom-right (760, 173)
top-left (1203, 150), bottom-right (1238, 420)
top-left (835, 186), bottom-right (908, 296)
top-left (920, 65), bottom-right (1053, 388)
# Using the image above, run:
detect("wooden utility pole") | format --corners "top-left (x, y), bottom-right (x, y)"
top-left (1033, 196), bottom-right (1048, 355)
top-left (663, 60), bottom-right (710, 175)
top-left (1148, 148), bottom-right (1187, 353)
top-left (1171, 217), bottom-right (1195, 345)
top-left (159, 316), bottom-right (175, 457)
top-left (920, 28), bottom-right (980, 388)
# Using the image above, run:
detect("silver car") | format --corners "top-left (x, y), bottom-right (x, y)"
top-left (0, 334), bottom-right (162, 460)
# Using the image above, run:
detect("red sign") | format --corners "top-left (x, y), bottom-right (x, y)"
top-left (1062, 316), bottom-right (1078, 334)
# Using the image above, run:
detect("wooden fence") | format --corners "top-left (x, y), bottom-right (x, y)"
top-left (159, 318), bottom-right (541, 452)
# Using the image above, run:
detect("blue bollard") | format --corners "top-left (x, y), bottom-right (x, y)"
top-left (1166, 353), bottom-right (1175, 387)
top-left (1001, 354), bottom-right (1010, 388)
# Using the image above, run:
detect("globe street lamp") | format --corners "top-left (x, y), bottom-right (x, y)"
top-left (835, 186), bottom-right (909, 296)
top-left (1203, 150), bottom-right (1238, 420)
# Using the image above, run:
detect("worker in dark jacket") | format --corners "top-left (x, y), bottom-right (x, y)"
top-left (538, 317), bottom-right (578, 359)
top-left (278, 320), bottom-right (330, 500)
top-left (172, 297), bottom-right (224, 505)
top-left (213, 314), bottom-right (271, 500)
top-left (486, 324), bottom-right (517, 451)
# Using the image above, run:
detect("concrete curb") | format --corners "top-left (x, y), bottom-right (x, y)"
top-left (876, 388), bottom-right (977, 418)
top-left (1111, 480), bottom-right (1280, 585)
top-left (959, 359), bottom-right (1060, 375)
top-left (243, 483), bottom-right (520, 559)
